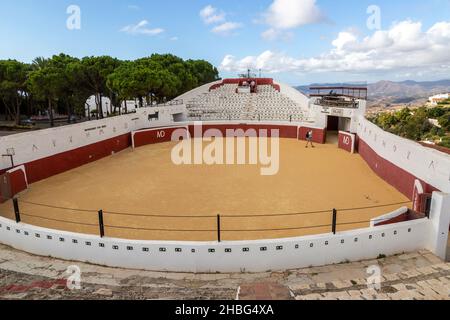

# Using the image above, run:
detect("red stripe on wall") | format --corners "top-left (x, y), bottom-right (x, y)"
top-left (358, 138), bottom-right (438, 200)
top-left (24, 133), bottom-right (131, 184)
top-left (188, 124), bottom-right (298, 139)
top-left (133, 127), bottom-right (188, 148)
top-left (374, 210), bottom-right (425, 227)
top-left (9, 169), bottom-right (27, 196)
top-left (375, 214), bottom-right (408, 226)
top-left (298, 127), bottom-right (326, 144)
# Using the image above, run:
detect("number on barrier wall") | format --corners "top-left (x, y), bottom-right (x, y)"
top-left (157, 130), bottom-right (166, 139)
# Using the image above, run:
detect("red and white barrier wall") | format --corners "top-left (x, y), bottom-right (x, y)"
top-left (131, 122), bottom-right (327, 149)
top-left (0, 106), bottom-right (185, 202)
top-left (1, 118), bottom-right (326, 202)
top-left (189, 123), bottom-right (300, 139)
top-left (356, 117), bottom-right (449, 200)
top-left (0, 166), bottom-right (28, 202)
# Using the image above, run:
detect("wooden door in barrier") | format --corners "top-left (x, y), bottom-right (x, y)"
top-left (0, 173), bottom-right (11, 203)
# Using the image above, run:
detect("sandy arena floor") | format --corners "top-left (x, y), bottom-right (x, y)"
top-left (0, 138), bottom-right (410, 241)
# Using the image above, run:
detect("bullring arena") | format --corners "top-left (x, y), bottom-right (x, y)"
top-left (0, 78), bottom-right (449, 273)
top-left (0, 137), bottom-right (410, 241)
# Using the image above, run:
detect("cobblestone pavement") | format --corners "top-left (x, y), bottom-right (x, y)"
top-left (0, 244), bottom-right (448, 300)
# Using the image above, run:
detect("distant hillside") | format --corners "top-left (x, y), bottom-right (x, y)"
top-left (296, 79), bottom-right (450, 108)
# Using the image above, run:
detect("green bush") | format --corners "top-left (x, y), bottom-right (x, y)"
top-left (439, 136), bottom-right (450, 148)
top-left (369, 106), bottom-right (449, 143)
top-left (438, 113), bottom-right (450, 131)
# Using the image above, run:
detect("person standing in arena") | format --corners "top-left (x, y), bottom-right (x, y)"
top-left (306, 130), bottom-right (315, 148)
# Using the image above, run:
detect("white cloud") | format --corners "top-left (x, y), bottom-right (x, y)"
top-left (261, 0), bottom-right (324, 40)
top-left (120, 20), bottom-right (164, 36)
top-left (220, 20), bottom-right (450, 77)
top-left (200, 5), bottom-right (225, 25)
top-left (265, 0), bottom-right (323, 29)
top-left (200, 5), bottom-right (243, 36)
top-left (261, 28), bottom-right (279, 41)
top-left (220, 51), bottom-right (302, 74)
top-left (170, 36), bottom-right (179, 41)
top-left (332, 31), bottom-right (357, 50)
top-left (212, 22), bottom-right (243, 35)
top-left (261, 28), bottom-right (294, 41)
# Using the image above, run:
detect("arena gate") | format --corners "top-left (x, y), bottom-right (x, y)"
top-left (338, 131), bottom-right (356, 153)
top-left (0, 166), bottom-right (28, 203)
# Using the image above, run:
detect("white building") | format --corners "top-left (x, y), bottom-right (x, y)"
top-left (85, 95), bottom-right (140, 118)
top-left (428, 93), bottom-right (449, 106)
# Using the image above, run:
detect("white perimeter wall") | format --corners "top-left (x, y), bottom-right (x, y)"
top-left (1, 191), bottom-right (448, 272)
top-left (0, 216), bottom-right (432, 273)
top-left (357, 116), bottom-right (450, 194)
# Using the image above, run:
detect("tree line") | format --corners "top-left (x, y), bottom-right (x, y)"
top-left (0, 54), bottom-right (219, 126)
top-left (368, 105), bottom-right (450, 148)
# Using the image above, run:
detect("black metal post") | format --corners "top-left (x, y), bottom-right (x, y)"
top-left (332, 209), bottom-right (337, 235)
top-left (98, 210), bottom-right (105, 238)
top-left (217, 214), bottom-right (221, 243)
top-left (13, 198), bottom-right (20, 223)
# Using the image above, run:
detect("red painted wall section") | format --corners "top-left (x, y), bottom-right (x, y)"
top-left (255, 78), bottom-right (274, 85)
top-left (222, 78), bottom-right (274, 85)
top-left (210, 79), bottom-right (279, 92)
top-left (354, 135), bottom-right (360, 153)
top-left (133, 127), bottom-right (189, 148)
top-left (209, 83), bottom-right (223, 91)
top-left (375, 214), bottom-right (408, 226)
top-left (298, 127), bottom-right (326, 144)
top-left (374, 210), bottom-right (424, 227)
top-left (358, 138), bottom-right (437, 200)
top-left (338, 132), bottom-right (355, 153)
top-left (9, 169), bottom-right (27, 196)
top-left (24, 133), bottom-right (131, 184)
top-left (188, 124), bottom-right (298, 139)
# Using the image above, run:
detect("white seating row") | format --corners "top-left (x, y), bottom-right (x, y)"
top-left (186, 84), bottom-right (310, 122)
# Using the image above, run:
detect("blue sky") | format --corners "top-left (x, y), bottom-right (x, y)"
top-left (1, 0), bottom-right (450, 85)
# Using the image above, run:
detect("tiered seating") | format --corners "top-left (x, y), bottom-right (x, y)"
top-left (187, 84), bottom-right (308, 122)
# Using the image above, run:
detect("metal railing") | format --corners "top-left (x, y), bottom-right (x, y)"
top-left (155, 99), bottom-right (184, 107)
top-left (6, 198), bottom-right (419, 242)
top-left (314, 98), bottom-right (360, 109)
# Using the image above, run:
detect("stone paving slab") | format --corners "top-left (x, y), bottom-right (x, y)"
top-left (238, 282), bottom-right (293, 300)
top-left (0, 244), bottom-right (449, 300)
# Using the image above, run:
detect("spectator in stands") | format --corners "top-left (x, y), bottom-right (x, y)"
top-left (306, 130), bottom-right (315, 148)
